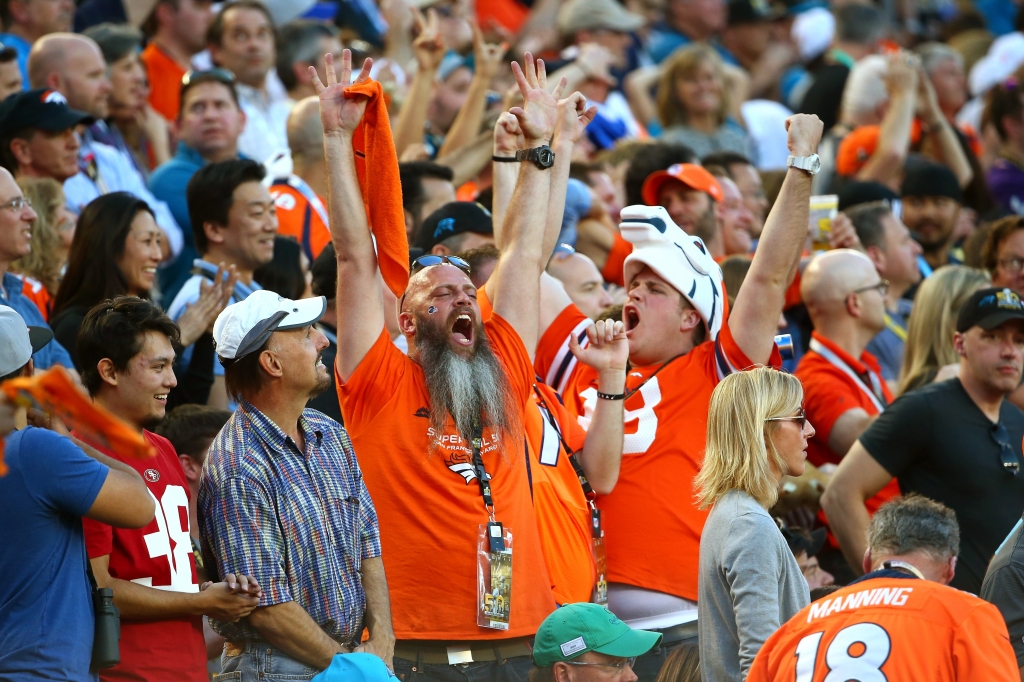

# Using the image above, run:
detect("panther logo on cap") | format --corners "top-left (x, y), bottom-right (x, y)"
top-left (433, 217), bottom-right (456, 239)
top-left (41, 90), bottom-right (67, 105)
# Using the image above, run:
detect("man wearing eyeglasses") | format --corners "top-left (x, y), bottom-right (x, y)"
top-left (823, 287), bottom-right (1024, 594)
top-left (0, 166), bottom-right (74, 371)
top-left (796, 249), bottom-right (893, 472)
top-left (529, 603), bottom-right (661, 682)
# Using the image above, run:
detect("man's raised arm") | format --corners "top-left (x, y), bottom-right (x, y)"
top-left (312, 51), bottom-right (385, 382)
top-left (730, 114), bottom-right (823, 364)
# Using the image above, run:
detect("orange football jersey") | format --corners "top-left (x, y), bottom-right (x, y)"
top-left (480, 289), bottom-right (597, 604)
top-left (748, 576), bottom-right (1019, 682)
top-left (535, 303), bottom-right (780, 601)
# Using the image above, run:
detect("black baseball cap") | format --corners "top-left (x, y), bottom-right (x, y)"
top-left (0, 88), bottom-right (94, 134)
top-left (837, 181), bottom-right (899, 211)
top-left (779, 522), bottom-right (827, 558)
top-left (415, 202), bottom-right (493, 252)
top-left (956, 287), bottom-right (1024, 333)
top-left (728, 0), bottom-right (784, 25)
top-left (901, 161), bottom-right (962, 204)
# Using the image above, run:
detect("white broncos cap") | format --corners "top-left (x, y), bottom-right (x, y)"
top-left (213, 290), bottom-right (327, 362)
top-left (621, 204), bottom-right (726, 341)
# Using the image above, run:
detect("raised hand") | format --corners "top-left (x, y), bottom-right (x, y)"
top-left (472, 22), bottom-right (506, 82)
top-left (569, 319), bottom-right (628, 375)
top-left (552, 90), bottom-right (598, 148)
top-left (509, 52), bottom-right (566, 146)
top-left (493, 111), bottom-right (525, 156)
top-left (310, 49), bottom-right (374, 138)
top-left (411, 8), bottom-right (445, 72)
top-left (784, 113), bottom-right (823, 158)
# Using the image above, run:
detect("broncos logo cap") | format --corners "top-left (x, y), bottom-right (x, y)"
top-left (641, 163), bottom-right (724, 207)
top-left (0, 88), bottom-right (94, 134)
top-left (621, 205), bottom-right (726, 341)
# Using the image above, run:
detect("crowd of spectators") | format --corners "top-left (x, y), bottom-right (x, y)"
top-left (5, 0), bottom-right (1024, 680)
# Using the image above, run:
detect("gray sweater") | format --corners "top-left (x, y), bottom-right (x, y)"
top-left (697, 489), bottom-right (810, 682)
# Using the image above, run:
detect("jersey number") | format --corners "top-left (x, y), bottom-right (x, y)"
top-left (579, 378), bottom-right (662, 455)
top-left (794, 623), bottom-right (891, 682)
top-left (137, 485), bottom-right (197, 592)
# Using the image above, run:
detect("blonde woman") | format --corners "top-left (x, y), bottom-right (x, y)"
top-left (898, 265), bottom-right (990, 395)
top-left (9, 178), bottom-right (75, 319)
top-left (655, 45), bottom-right (753, 160)
top-left (696, 366), bottom-right (813, 682)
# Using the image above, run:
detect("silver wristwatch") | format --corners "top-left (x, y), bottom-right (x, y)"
top-left (787, 154), bottom-right (821, 175)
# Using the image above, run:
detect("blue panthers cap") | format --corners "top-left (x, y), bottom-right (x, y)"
top-left (415, 201), bottom-right (493, 252)
top-left (312, 653), bottom-right (395, 682)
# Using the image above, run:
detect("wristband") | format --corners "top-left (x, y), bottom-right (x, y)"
top-left (596, 391), bottom-right (626, 401)
top-left (492, 155), bottom-right (519, 162)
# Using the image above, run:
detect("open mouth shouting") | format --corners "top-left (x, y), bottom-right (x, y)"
top-left (623, 304), bottom-right (641, 336)
top-left (451, 312), bottom-right (475, 346)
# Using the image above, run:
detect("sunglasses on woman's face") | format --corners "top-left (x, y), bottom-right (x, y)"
top-left (766, 408), bottom-right (807, 429)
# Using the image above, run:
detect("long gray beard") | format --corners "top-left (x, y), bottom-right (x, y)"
top-left (416, 315), bottom-right (520, 449)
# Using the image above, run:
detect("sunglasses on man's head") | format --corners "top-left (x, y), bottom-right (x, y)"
top-left (410, 254), bottom-right (472, 276)
top-left (180, 68), bottom-right (236, 94)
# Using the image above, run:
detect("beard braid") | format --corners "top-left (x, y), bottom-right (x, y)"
top-left (416, 312), bottom-right (521, 456)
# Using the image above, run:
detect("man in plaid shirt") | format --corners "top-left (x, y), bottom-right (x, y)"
top-left (199, 289), bottom-right (393, 679)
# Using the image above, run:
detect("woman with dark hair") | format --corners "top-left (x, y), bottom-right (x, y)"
top-left (50, 192), bottom-right (234, 373)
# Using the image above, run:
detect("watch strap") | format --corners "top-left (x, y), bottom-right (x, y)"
top-left (492, 155), bottom-right (519, 163)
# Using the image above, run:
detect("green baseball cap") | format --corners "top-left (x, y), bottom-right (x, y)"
top-left (532, 603), bottom-right (662, 667)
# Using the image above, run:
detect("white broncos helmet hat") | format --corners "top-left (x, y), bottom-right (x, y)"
top-left (620, 204), bottom-right (725, 341)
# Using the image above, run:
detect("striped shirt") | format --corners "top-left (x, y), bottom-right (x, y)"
top-left (198, 401), bottom-right (381, 643)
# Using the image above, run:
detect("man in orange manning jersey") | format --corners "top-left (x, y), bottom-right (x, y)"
top-left (269, 97), bottom-right (332, 262)
top-left (531, 114), bottom-right (823, 678)
top-left (322, 49), bottom-right (596, 681)
top-left (749, 495), bottom-right (1019, 682)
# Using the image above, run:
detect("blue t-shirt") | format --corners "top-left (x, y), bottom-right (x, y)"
top-left (0, 427), bottom-right (109, 681)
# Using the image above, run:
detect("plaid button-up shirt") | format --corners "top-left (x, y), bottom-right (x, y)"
top-left (198, 401), bottom-right (381, 643)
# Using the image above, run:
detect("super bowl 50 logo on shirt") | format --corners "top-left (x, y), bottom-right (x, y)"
top-left (428, 427), bottom-right (499, 484)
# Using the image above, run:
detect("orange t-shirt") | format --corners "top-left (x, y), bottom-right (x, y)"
top-left (536, 303), bottom-right (780, 601)
top-left (142, 43), bottom-right (187, 122)
top-left (270, 180), bottom-right (332, 261)
top-left (796, 332), bottom-right (900, 540)
top-left (337, 314), bottom-right (555, 639)
top-left (748, 576), bottom-right (1019, 682)
top-left (479, 289), bottom-right (596, 605)
top-left (13, 274), bottom-right (52, 322)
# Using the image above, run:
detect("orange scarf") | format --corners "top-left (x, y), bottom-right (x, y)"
top-left (344, 79), bottom-right (409, 298)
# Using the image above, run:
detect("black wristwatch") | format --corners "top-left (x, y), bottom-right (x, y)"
top-left (516, 145), bottom-right (555, 169)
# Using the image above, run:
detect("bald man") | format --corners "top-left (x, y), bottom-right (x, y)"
top-left (28, 33), bottom-right (184, 261)
top-left (795, 249), bottom-right (893, 468)
top-left (269, 96), bottom-right (331, 260)
top-left (546, 251), bottom-right (614, 320)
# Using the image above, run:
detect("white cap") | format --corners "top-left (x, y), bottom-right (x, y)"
top-left (621, 205), bottom-right (726, 341)
top-left (0, 305), bottom-right (53, 376)
top-left (213, 290), bottom-right (327, 362)
top-left (969, 32), bottom-right (1024, 97)
top-left (791, 8), bottom-right (835, 62)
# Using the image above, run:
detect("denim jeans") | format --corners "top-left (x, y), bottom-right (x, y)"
top-left (392, 655), bottom-right (532, 682)
top-left (215, 640), bottom-right (322, 682)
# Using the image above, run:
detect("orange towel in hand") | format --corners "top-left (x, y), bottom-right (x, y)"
top-left (344, 79), bottom-right (410, 298)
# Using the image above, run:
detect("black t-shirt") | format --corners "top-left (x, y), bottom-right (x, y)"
top-left (859, 378), bottom-right (1024, 594)
top-left (981, 513), bottom-right (1024, 665)
top-left (798, 63), bottom-right (850, 132)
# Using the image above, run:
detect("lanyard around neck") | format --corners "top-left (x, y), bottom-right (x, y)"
top-left (471, 415), bottom-right (496, 521)
top-left (809, 338), bottom-right (886, 412)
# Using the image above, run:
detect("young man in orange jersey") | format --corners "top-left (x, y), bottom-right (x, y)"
top-left (530, 114), bottom-right (823, 678)
top-left (322, 50), bottom-right (597, 681)
top-left (748, 495), bottom-right (1018, 682)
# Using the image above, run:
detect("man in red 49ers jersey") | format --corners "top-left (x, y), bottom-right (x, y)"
top-left (749, 495), bottom-right (1018, 682)
top-left (76, 297), bottom-right (262, 681)
top-left (532, 115), bottom-right (823, 676)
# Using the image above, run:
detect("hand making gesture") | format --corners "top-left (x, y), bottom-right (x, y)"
top-left (552, 90), bottom-right (598, 149)
top-left (570, 319), bottom-right (629, 376)
top-left (509, 52), bottom-right (566, 146)
top-left (310, 49), bottom-right (374, 139)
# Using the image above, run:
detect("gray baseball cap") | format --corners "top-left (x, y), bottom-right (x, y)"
top-left (0, 306), bottom-right (53, 376)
